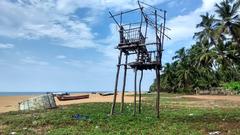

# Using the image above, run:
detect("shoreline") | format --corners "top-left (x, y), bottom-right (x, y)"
top-left (0, 93), bottom-right (135, 114)
top-left (0, 91), bottom-right (115, 96)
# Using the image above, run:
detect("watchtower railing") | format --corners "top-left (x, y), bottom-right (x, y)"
top-left (140, 51), bottom-right (160, 63)
top-left (119, 27), bottom-right (145, 45)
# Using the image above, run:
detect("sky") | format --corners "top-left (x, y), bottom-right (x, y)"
top-left (0, 0), bottom-right (222, 92)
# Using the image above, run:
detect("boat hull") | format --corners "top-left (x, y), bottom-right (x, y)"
top-left (57, 95), bottom-right (89, 101)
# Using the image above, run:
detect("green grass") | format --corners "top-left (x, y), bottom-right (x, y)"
top-left (1, 93), bottom-right (240, 135)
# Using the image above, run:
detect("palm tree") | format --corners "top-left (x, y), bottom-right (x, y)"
top-left (175, 63), bottom-right (193, 89)
top-left (172, 47), bottom-right (186, 62)
top-left (188, 43), bottom-right (219, 89)
top-left (150, 0), bottom-right (240, 93)
top-left (162, 63), bottom-right (177, 92)
top-left (194, 13), bottom-right (216, 45)
top-left (173, 48), bottom-right (193, 90)
top-left (215, 0), bottom-right (240, 45)
top-left (193, 13), bottom-right (218, 70)
top-left (191, 42), bottom-right (215, 68)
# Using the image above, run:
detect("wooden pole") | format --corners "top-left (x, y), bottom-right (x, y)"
top-left (134, 47), bottom-right (140, 116)
top-left (154, 9), bottom-right (160, 118)
top-left (138, 70), bottom-right (143, 113)
top-left (156, 67), bottom-right (160, 118)
top-left (134, 67), bottom-right (137, 116)
top-left (111, 51), bottom-right (123, 115)
top-left (161, 11), bottom-right (166, 51)
top-left (121, 54), bottom-right (128, 113)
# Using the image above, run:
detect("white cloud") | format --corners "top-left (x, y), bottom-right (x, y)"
top-left (97, 0), bottom-right (223, 60)
top-left (0, 0), bottom-right (223, 51)
top-left (166, 0), bottom-right (222, 47)
top-left (97, 24), bottom-right (119, 59)
top-left (197, 0), bottom-right (222, 12)
top-left (21, 57), bottom-right (48, 66)
top-left (0, 0), bottom-right (96, 48)
top-left (56, 55), bottom-right (66, 59)
top-left (167, 1), bottom-right (178, 8)
top-left (56, 0), bottom-right (169, 13)
top-left (0, 43), bottom-right (14, 49)
top-left (0, 0), bottom-right (231, 92)
top-left (0, 0), bottom-right (170, 49)
top-left (180, 8), bottom-right (187, 13)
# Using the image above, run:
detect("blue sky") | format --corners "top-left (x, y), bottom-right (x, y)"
top-left (0, 0), bottom-right (222, 92)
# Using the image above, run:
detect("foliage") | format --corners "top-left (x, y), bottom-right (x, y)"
top-left (223, 82), bottom-right (240, 93)
top-left (150, 0), bottom-right (240, 93)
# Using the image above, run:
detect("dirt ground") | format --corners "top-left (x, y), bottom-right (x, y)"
top-left (176, 95), bottom-right (240, 108)
top-left (181, 95), bottom-right (240, 102)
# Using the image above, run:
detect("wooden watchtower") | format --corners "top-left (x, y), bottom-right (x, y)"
top-left (109, 1), bottom-right (170, 118)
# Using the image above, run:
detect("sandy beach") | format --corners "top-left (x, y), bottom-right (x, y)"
top-left (0, 93), bottom-right (135, 114)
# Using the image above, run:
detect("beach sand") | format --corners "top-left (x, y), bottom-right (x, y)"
top-left (0, 93), bottom-right (135, 114)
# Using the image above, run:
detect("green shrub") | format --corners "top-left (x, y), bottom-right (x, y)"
top-left (223, 82), bottom-right (240, 93)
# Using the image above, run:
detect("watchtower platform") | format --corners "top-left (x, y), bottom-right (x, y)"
top-left (109, 1), bottom-right (170, 118)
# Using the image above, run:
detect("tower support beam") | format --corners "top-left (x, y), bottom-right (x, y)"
top-left (121, 54), bottom-right (128, 113)
top-left (111, 51), bottom-right (123, 115)
top-left (138, 70), bottom-right (143, 113)
top-left (134, 68), bottom-right (137, 116)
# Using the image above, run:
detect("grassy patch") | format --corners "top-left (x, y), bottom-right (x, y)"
top-left (223, 82), bottom-right (240, 93)
top-left (0, 93), bottom-right (240, 135)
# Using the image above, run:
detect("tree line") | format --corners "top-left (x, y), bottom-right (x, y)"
top-left (150, 0), bottom-right (240, 93)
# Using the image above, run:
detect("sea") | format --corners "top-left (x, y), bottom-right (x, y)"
top-left (0, 91), bottom-right (112, 96)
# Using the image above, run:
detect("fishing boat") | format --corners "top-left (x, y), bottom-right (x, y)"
top-left (47, 92), bottom-right (70, 97)
top-left (99, 92), bottom-right (114, 96)
top-left (57, 94), bottom-right (89, 101)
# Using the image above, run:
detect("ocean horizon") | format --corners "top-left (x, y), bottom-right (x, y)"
top-left (0, 91), bottom-right (113, 96)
